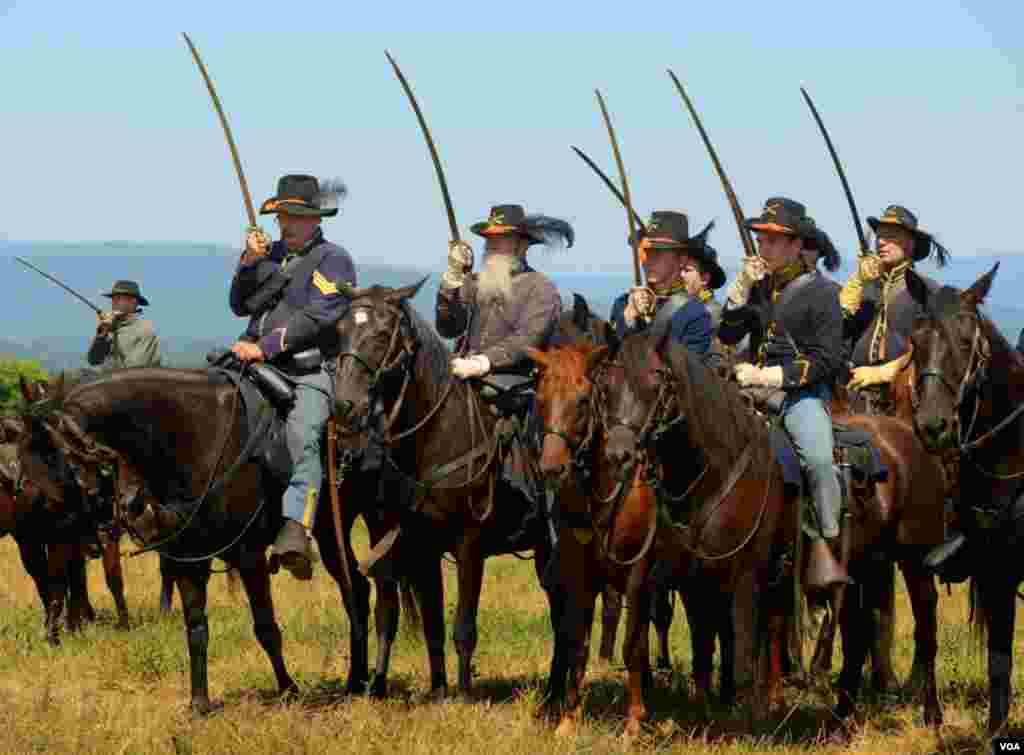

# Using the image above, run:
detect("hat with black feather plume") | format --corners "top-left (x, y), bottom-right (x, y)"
top-left (259, 175), bottom-right (347, 217)
top-left (866, 205), bottom-right (950, 266)
top-left (471, 204), bottom-right (574, 249)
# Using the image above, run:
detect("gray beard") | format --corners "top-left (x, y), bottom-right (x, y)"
top-left (476, 253), bottom-right (522, 303)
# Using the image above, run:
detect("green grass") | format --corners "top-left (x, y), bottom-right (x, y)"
top-left (0, 525), bottom-right (1020, 754)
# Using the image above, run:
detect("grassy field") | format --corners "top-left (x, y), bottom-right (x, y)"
top-left (0, 527), bottom-right (1020, 755)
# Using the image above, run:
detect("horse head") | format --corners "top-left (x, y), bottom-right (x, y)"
top-left (527, 343), bottom-right (610, 486)
top-left (334, 277), bottom-right (429, 438)
top-left (906, 263), bottom-right (998, 452)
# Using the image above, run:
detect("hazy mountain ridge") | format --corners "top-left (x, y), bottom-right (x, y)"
top-left (1, 244), bottom-right (1021, 372)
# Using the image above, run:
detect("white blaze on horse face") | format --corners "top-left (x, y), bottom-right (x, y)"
top-left (354, 310), bottom-right (369, 326)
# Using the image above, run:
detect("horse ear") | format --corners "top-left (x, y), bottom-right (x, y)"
top-left (584, 345), bottom-right (610, 376)
top-left (904, 267), bottom-right (931, 309)
top-left (571, 293), bottom-right (591, 333)
top-left (962, 262), bottom-right (999, 311)
top-left (387, 275), bottom-right (430, 303)
top-left (524, 347), bottom-right (550, 369)
top-left (19, 375), bottom-right (35, 404)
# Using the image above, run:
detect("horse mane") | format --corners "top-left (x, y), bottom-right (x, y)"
top-left (402, 300), bottom-right (453, 403)
top-left (622, 335), bottom-right (771, 476)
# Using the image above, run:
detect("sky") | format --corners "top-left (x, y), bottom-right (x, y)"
top-left (1, 1), bottom-right (1022, 272)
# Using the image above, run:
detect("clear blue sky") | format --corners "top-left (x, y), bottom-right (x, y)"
top-left (1, 1), bottom-right (1021, 272)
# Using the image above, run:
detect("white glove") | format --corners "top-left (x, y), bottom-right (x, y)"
top-left (734, 362), bottom-right (784, 389)
top-left (726, 256), bottom-right (767, 307)
top-left (240, 227), bottom-right (271, 266)
top-left (96, 311), bottom-right (116, 335)
top-left (623, 287), bottom-right (655, 327)
top-left (441, 240), bottom-right (474, 290)
top-left (451, 354), bottom-right (491, 379)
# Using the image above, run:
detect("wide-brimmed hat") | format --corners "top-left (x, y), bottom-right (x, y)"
top-left (470, 204), bottom-right (574, 248)
top-left (102, 280), bottom-right (149, 307)
top-left (635, 211), bottom-right (726, 289)
top-left (258, 175), bottom-right (344, 217)
top-left (866, 205), bottom-right (949, 265)
top-left (745, 197), bottom-right (815, 238)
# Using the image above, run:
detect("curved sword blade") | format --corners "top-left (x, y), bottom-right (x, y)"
top-left (667, 70), bottom-right (757, 259)
top-left (183, 33), bottom-right (257, 228)
top-left (594, 90), bottom-right (642, 287)
top-left (570, 146), bottom-right (646, 234)
top-left (800, 86), bottom-right (868, 255)
top-left (385, 51), bottom-right (460, 242)
top-left (15, 257), bottom-right (102, 314)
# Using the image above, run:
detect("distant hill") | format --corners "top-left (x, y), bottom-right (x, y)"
top-left (1, 243), bottom-right (1022, 372)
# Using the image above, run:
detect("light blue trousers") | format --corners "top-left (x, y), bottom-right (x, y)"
top-left (782, 383), bottom-right (841, 540)
top-left (282, 366), bottom-right (334, 528)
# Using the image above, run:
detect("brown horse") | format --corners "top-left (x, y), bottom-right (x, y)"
top-left (904, 264), bottom-right (1024, 734)
top-left (528, 336), bottom-right (735, 738)
top-left (599, 328), bottom-right (949, 729)
top-left (14, 366), bottom-right (376, 711)
top-left (331, 281), bottom-right (627, 699)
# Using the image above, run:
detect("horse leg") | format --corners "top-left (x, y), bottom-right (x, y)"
top-left (101, 535), bottom-right (130, 629)
top-left (369, 577), bottom-right (400, 698)
top-left (652, 584), bottom-right (674, 672)
top-left (534, 543), bottom-right (569, 719)
top-left (718, 591), bottom-right (737, 705)
top-left (809, 589), bottom-right (836, 675)
top-left (681, 585), bottom-right (715, 708)
top-left (159, 554), bottom-right (176, 614)
top-left (899, 557), bottom-right (941, 725)
top-left (598, 583), bottom-right (622, 663)
top-left (979, 575), bottom-right (1016, 736)
top-left (314, 509), bottom-right (371, 695)
top-left (410, 555), bottom-right (448, 697)
top-left (237, 548), bottom-right (297, 698)
top-left (173, 560), bottom-right (215, 713)
top-left (452, 538), bottom-right (484, 697)
top-left (44, 542), bottom-right (74, 644)
top-left (731, 569), bottom-right (762, 720)
top-left (835, 573), bottom-right (871, 722)
top-left (868, 559), bottom-right (897, 694)
top-left (68, 547), bottom-right (92, 627)
top-left (621, 564), bottom-right (652, 739)
top-left (15, 536), bottom-right (48, 615)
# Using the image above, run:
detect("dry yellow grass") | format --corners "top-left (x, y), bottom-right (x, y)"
top-left (0, 525), bottom-right (1020, 755)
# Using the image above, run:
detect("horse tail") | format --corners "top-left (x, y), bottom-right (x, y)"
top-left (968, 576), bottom-right (988, 649)
top-left (400, 578), bottom-right (421, 631)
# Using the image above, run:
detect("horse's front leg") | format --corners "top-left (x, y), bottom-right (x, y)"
top-left (158, 553), bottom-right (176, 614)
top-left (453, 533), bottom-right (485, 696)
top-left (621, 562), bottom-right (653, 739)
top-left (44, 542), bottom-right (74, 645)
top-left (173, 560), bottom-right (215, 713)
top-left (598, 583), bottom-right (622, 663)
top-left (652, 583), bottom-right (675, 672)
top-left (979, 574), bottom-right (1016, 736)
top-left (870, 559), bottom-right (897, 694)
top-left (101, 533), bottom-right (130, 629)
top-left (410, 553), bottom-right (448, 698)
top-left (899, 555), bottom-right (941, 725)
top-left (237, 547), bottom-right (297, 698)
top-left (14, 535), bottom-right (48, 614)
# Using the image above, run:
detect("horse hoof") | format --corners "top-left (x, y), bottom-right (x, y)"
top-left (622, 719), bottom-right (642, 743)
top-left (190, 697), bottom-right (214, 716)
top-left (116, 618), bottom-right (130, 631)
top-left (344, 677), bottom-right (368, 697)
top-left (368, 676), bottom-right (387, 699)
top-left (554, 716), bottom-right (577, 738)
top-left (924, 707), bottom-right (943, 727)
top-left (425, 686), bottom-right (448, 703)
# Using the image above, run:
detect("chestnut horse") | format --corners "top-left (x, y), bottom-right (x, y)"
top-left (905, 264), bottom-right (1024, 734)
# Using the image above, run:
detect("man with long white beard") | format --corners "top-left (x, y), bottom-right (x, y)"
top-left (436, 204), bottom-right (571, 379)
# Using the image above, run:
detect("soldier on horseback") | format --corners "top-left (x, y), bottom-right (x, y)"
top-left (228, 175), bottom-right (355, 581)
top-left (841, 205), bottom-right (949, 413)
top-left (87, 280), bottom-right (162, 370)
top-left (718, 197), bottom-right (849, 590)
top-left (610, 211), bottom-right (725, 360)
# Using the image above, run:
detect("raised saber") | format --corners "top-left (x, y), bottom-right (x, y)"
top-left (385, 51), bottom-right (460, 242)
top-left (667, 70), bottom-right (757, 259)
top-left (800, 85), bottom-right (868, 255)
top-left (570, 146), bottom-right (647, 235)
top-left (182, 33), bottom-right (258, 229)
top-left (594, 89), bottom-right (642, 287)
top-left (15, 257), bottom-right (103, 314)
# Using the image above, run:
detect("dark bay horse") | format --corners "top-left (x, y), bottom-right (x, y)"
top-left (528, 337), bottom-right (734, 738)
top-left (905, 264), bottom-right (1024, 734)
top-left (600, 330), bottom-right (949, 729)
top-left (15, 366), bottom-right (368, 711)
top-left (332, 281), bottom-right (622, 699)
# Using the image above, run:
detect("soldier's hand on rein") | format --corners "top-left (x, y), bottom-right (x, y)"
top-left (847, 365), bottom-right (885, 391)
top-left (230, 340), bottom-right (265, 363)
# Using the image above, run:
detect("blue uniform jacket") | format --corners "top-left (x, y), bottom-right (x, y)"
top-left (229, 230), bottom-right (356, 361)
top-left (610, 292), bottom-right (713, 356)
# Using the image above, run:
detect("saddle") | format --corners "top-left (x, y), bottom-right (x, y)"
top-left (474, 372), bottom-right (536, 417)
top-left (770, 422), bottom-right (888, 491)
top-left (205, 350), bottom-right (296, 487)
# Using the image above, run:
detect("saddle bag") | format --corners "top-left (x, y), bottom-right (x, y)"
top-left (247, 363), bottom-right (296, 412)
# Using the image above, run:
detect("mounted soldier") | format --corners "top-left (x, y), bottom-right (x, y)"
top-left (228, 174), bottom-right (354, 581)
top-left (86, 280), bottom-right (161, 370)
top-left (610, 211), bottom-right (721, 363)
top-left (841, 205), bottom-right (949, 415)
top-left (718, 197), bottom-right (849, 591)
